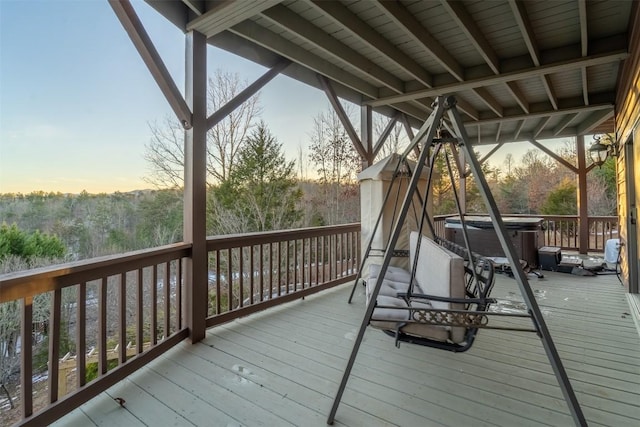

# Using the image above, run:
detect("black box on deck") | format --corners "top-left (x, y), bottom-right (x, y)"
top-left (538, 246), bottom-right (561, 271)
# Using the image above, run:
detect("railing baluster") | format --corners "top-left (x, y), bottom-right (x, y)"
top-left (308, 238), bottom-right (313, 286)
top-left (294, 239), bottom-right (298, 291)
top-left (152, 265), bottom-right (157, 345)
top-left (286, 241), bottom-right (291, 293)
top-left (250, 246), bottom-right (255, 304)
top-left (119, 273), bottom-right (127, 364)
top-left (269, 243), bottom-right (274, 297)
top-left (302, 237), bottom-right (306, 289)
top-left (277, 241), bottom-right (282, 295)
top-left (77, 282), bottom-right (87, 388)
top-left (137, 269), bottom-right (143, 354)
top-left (177, 258), bottom-right (182, 330)
top-left (49, 288), bottom-right (61, 403)
top-left (99, 277), bottom-right (107, 376)
top-left (259, 244), bottom-right (264, 301)
top-left (315, 236), bottom-right (319, 286)
top-left (321, 235), bottom-right (325, 284)
top-left (239, 247), bottom-right (245, 307)
top-left (164, 262), bottom-right (170, 339)
top-left (331, 233), bottom-right (338, 279)
top-left (228, 248), bottom-right (233, 311)
top-left (21, 296), bottom-right (33, 418)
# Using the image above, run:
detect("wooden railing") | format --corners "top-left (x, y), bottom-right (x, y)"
top-left (0, 224), bottom-right (359, 426)
top-left (205, 223), bottom-right (360, 327)
top-left (0, 243), bottom-right (191, 426)
top-left (433, 214), bottom-right (618, 252)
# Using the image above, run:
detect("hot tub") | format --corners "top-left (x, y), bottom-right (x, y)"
top-left (444, 216), bottom-right (544, 267)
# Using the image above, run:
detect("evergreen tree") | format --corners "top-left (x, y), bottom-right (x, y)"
top-left (541, 179), bottom-right (577, 215)
top-left (212, 122), bottom-right (302, 232)
top-left (0, 223), bottom-right (66, 263)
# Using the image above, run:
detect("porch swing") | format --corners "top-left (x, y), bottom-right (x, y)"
top-left (350, 137), bottom-right (499, 352)
top-left (327, 96), bottom-right (588, 426)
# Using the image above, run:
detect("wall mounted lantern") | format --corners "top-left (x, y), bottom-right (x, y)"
top-left (588, 134), bottom-right (618, 167)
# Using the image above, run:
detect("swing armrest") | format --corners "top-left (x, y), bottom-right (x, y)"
top-left (396, 292), bottom-right (496, 305)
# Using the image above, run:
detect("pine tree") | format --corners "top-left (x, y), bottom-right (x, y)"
top-left (212, 122), bottom-right (302, 232)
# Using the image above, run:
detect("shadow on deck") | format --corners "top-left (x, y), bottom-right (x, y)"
top-left (55, 271), bottom-right (640, 427)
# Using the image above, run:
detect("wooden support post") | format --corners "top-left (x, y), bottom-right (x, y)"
top-left (184, 30), bottom-right (208, 343)
top-left (361, 105), bottom-right (373, 167)
top-left (577, 135), bottom-right (589, 254)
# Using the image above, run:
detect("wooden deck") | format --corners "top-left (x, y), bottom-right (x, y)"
top-left (54, 271), bottom-right (640, 427)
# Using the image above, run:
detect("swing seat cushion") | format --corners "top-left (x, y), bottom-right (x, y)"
top-left (370, 296), bottom-right (450, 342)
top-left (409, 232), bottom-right (465, 312)
top-left (367, 232), bottom-right (467, 343)
top-left (366, 264), bottom-right (420, 300)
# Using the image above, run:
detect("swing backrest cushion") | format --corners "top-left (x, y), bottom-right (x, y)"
top-left (409, 231), bottom-right (465, 312)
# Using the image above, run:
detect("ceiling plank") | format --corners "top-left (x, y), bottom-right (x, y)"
top-left (261, 4), bottom-right (404, 93)
top-left (508, 0), bottom-right (540, 66)
top-left (376, 0), bottom-right (464, 81)
top-left (309, 0), bottom-right (433, 87)
top-left (441, 0), bottom-right (499, 74)
top-left (365, 50), bottom-right (627, 107)
top-left (505, 81), bottom-right (529, 113)
top-left (228, 21), bottom-right (378, 98)
top-left (473, 87), bottom-right (503, 117)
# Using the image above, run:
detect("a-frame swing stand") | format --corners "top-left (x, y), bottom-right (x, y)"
top-left (327, 96), bottom-right (587, 426)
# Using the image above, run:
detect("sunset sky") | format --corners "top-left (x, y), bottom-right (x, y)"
top-left (0, 1), bottom-right (567, 195)
top-left (0, 0), bottom-right (328, 194)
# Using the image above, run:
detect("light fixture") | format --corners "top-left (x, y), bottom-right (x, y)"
top-left (588, 134), bottom-right (617, 167)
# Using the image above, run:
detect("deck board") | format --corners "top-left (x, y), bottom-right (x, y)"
top-left (60, 271), bottom-right (640, 426)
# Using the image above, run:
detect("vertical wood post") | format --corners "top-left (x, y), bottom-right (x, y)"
top-left (184, 30), bottom-right (207, 343)
top-left (361, 105), bottom-right (373, 167)
top-left (577, 135), bottom-right (589, 254)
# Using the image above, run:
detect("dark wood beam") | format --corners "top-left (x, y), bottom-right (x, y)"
top-left (110, 0), bottom-right (193, 128)
top-left (367, 51), bottom-right (627, 106)
top-left (207, 58), bottom-right (291, 130)
top-left (317, 75), bottom-right (367, 160)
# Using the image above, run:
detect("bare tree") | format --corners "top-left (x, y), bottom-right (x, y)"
top-left (308, 105), bottom-right (361, 224)
top-left (207, 70), bottom-right (262, 184)
top-left (504, 153), bottom-right (514, 177)
top-left (143, 69), bottom-right (262, 188)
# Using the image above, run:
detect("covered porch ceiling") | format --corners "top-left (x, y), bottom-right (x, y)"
top-left (146, 0), bottom-right (634, 145)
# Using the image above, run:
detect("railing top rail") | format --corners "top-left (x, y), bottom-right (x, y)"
top-left (206, 223), bottom-right (361, 251)
top-left (434, 213), bottom-right (617, 221)
top-left (0, 242), bottom-right (191, 303)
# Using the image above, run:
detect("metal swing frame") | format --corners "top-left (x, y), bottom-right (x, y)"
top-left (327, 96), bottom-right (587, 426)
